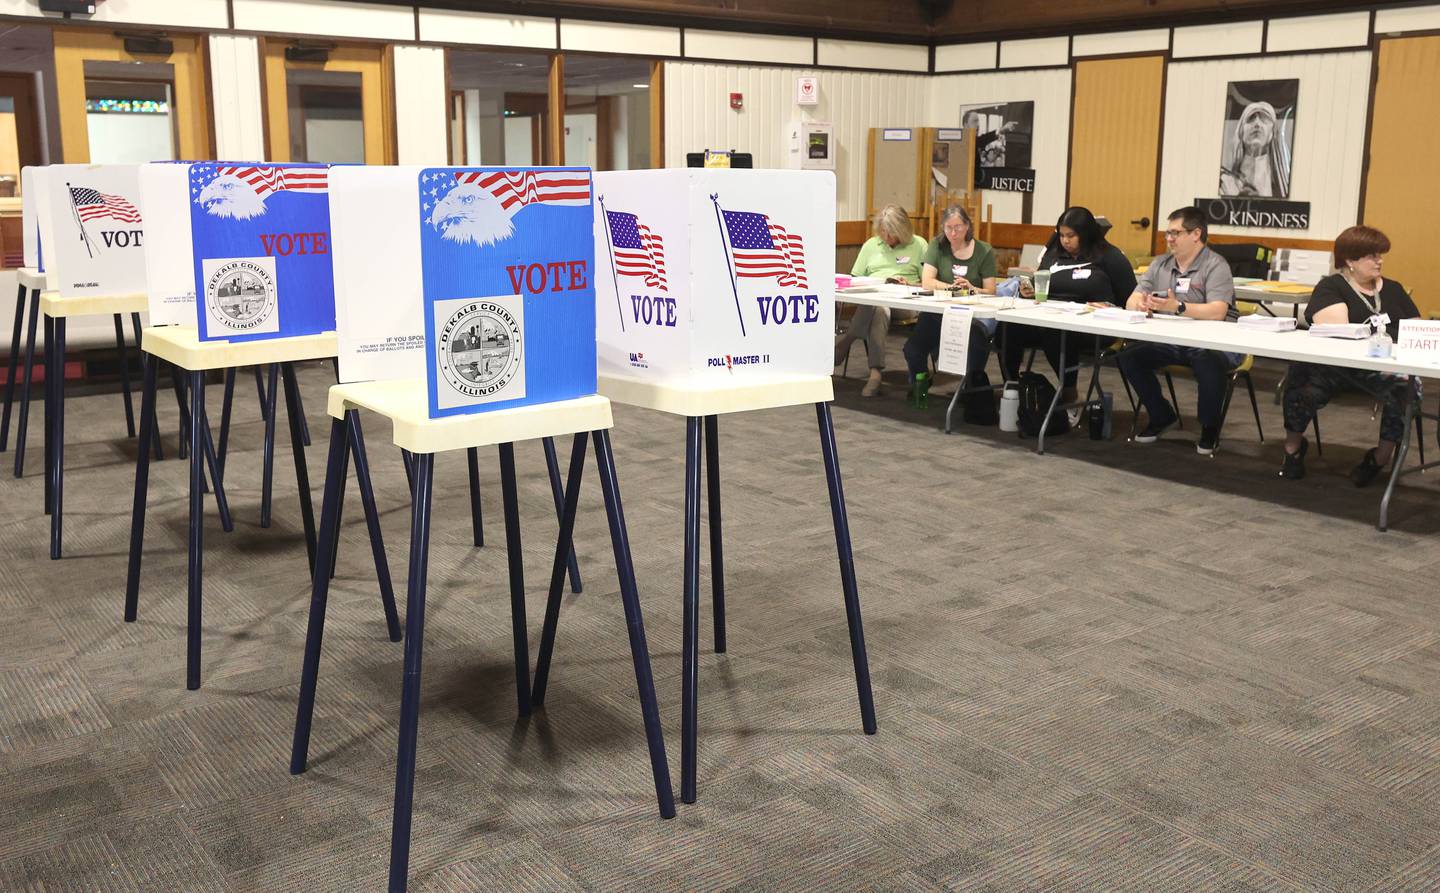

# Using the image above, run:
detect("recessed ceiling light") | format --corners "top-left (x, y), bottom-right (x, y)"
top-left (632, 83), bottom-right (649, 88)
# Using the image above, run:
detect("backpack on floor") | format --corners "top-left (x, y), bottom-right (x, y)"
top-left (1016, 372), bottom-right (1071, 438)
top-left (962, 370), bottom-right (999, 425)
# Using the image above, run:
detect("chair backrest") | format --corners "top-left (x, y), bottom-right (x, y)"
top-left (1210, 242), bottom-right (1274, 280)
top-left (1019, 243), bottom-right (1045, 269)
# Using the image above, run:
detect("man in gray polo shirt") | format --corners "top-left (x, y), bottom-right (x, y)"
top-left (1118, 206), bottom-right (1239, 455)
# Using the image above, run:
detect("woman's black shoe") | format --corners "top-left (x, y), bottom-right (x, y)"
top-left (1350, 448), bottom-right (1385, 488)
top-left (1279, 438), bottom-right (1307, 480)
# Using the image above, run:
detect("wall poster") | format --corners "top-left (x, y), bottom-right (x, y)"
top-left (958, 101), bottom-right (1035, 193)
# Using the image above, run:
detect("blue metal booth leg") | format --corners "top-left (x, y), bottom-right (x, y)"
top-left (703, 414), bottom-right (726, 653)
top-left (680, 416), bottom-right (703, 804)
top-left (497, 441), bottom-right (532, 717)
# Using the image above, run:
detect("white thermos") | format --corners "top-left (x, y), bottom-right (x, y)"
top-left (999, 383), bottom-right (1020, 432)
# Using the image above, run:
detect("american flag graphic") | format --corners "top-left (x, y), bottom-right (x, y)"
top-left (215, 165), bottom-right (328, 195)
top-left (720, 209), bottom-right (808, 288)
top-left (605, 210), bottom-right (667, 289)
top-left (69, 187), bottom-right (142, 224)
top-left (453, 170), bottom-right (590, 211)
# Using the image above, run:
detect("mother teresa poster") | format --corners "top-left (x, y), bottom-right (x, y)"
top-left (1218, 79), bottom-right (1297, 199)
top-left (419, 167), bottom-right (596, 418)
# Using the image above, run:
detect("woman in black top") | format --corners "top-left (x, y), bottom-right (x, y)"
top-left (1280, 225), bottom-right (1420, 484)
top-left (1006, 207), bottom-right (1136, 405)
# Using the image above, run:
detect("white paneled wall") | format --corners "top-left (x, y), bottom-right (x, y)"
top-left (208, 35), bottom-right (265, 161)
top-left (232, 0), bottom-right (416, 41)
top-left (663, 61), bottom-right (928, 220)
top-left (418, 9), bottom-right (557, 49)
top-left (1157, 51), bottom-right (1372, 241)
top-left (928, 68), bottom-right (1073, 226)
top-left (394, 45), bottom-right (448, 165)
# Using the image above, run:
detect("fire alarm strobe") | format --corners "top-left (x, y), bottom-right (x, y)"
top-left (40, 0), bottom-right (98, 13)
top-left (729, 92), bottom-right (743, 111)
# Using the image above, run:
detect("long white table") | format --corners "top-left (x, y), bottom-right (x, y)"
top-left (835, 289), bottom-right (1438, 530)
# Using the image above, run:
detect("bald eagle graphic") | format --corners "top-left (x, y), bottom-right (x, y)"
top-left (428, 182), bottom-right (514, 248)
top-left (196, 174), bottom-right (268, 220)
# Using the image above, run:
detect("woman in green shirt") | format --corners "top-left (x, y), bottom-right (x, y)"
top-left (903, 206), bottom-right (998, 411)
top-left (836, 204), bottom-right (927, 396)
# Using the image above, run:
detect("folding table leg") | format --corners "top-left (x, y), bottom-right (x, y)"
top-left (282, 363), bottom-right (318, 573)
top-left (114, 314), bottom-right (136, 438)
top-left (217, 367), bottom-right (236, 481)
top-left (347, 411), bottom-right (401, 641)
top-left (0, 282), bottom-right (26, 452)
top-left (542, 436), bottom-right (582, 593)
top-left (497, 442), bottom-right (532, 716)
top-left (1378, 404), bottom-right (1416, 532)
top-left (679, 415), bottom-right (703, 804)
top-left (186, 370), bottom-right (206, 690)
top-left (1036, 330), bottom-right (1068, 455)
top-left (531, 432), bottom-right (589, 707)
top-left (592, 428), bottom-right (677, 820)
top-left (815, 401), bottom-right (877, 735)
top-left (14, 285), bottom-right (40, 477)
top-left (703, 415), bottom-right (725, 653)
top-left (290, 416), bottom-right (352, 775)
top-left (260, 364), bottom-right (280, 527)
top-left (466, 446), bottom-right (484, 547)
top-left (49, 319), bottom-right (66, 560)
top-left (124, 356), bottom-right (159, 623)
top-left (388, 452), bottom-right (434, 893)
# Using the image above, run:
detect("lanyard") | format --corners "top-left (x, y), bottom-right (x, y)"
top-left (1345, 274), bottom-right (1382, 317)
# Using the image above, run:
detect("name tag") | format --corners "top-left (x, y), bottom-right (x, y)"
top-left (1175, 277), bottom-right (1191, 294)
top-left (897, 256), bottom-right (910, 264)
top-left (1072, 269), bottom-right (1091, 280)
top-left (952, 264), bottom-right (967, 279)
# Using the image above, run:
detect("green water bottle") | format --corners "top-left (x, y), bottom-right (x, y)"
top-left (911, 372), bottom-right (930, 409)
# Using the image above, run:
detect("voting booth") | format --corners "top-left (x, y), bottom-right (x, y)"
top-left (16, 164), bottom-right (148, 298)
top-left (330, 165), bottom-right (597, 419)
top-left (138, 162), bottom-right (198, 326)
top-left (593, 168), bottom-right (835, 385)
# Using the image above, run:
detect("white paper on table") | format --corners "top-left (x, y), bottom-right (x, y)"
top-left (1093, 307), bottom-right (1147, 324)
top-left (139, 163), bottom-right (196, 325)
top-left (1395, 319), bottom-right (1440, 367)
top-left (1308, 323), bottom-right (1369, 339)
top-left (936, 305), bottom-right (973, 375)
top-left (330, 165), bottom-right (427, 383)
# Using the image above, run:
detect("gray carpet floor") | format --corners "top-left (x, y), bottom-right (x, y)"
top-left (4, 339), bottom-right (1440, 892)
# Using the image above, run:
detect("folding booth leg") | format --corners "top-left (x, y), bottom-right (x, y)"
top-left (388, 452), bottom-right (434, 893)
top-left (14, 285), bottom-right (40, 477)
top-left (0, 282), bottom-right (26, 452)
top-left (42, 314), bottom-right (52, 512)
top-left (530, 432), bottom-right (588, 707)
top-left (401, 448), bottom-right (414, 490)
top-left (497, 442), bottom-right (532, 717)
top-left (703, 415), bottom-right (726, 653)
top-left (201, 406), bottom-right (234, 534)
top-left (328, 429), bottom-right (348, 581)
top-left (815, 401), bottom-right (877, 735)
top-left (114, 314), bottom-right (136, 438)
top-left (170, 364), bottom-right (190, 461)
top-left (130, 314), bottom-right (162, 462)
top-left (347, 410), bottom-right (401, 641)
top-left (290, 416), bottom-right (352, 775)
top-left (217, 367), bottom-right (236, 481)
top-left (124, 356), bottom-right (159, 623)
top-left (466, 447), bottom-right (484, 547)
top-left (542, 436), bottom-right (582, 593)
top-left (592, 428), bottom-right (677, 820)
top-left (186, 371), bottom-right (206, 690)
top-left (49, 319), bottom-right (66, 560)
top-left (260, 363), bottom-right (280, 527)
top-left (679, 415), bottom-right (703, 804)
top-left (281, 362), bottom-right (318, 572)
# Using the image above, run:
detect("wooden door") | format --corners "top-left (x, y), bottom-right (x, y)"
top-left (52, 28), bottom-right (211, 163)
top-left (262, 41), bottom-right (394, 164)
top-left (1068, 54), bottom-right (1166, 258)
top-left (1362, 35), bottom-right (1440, 317)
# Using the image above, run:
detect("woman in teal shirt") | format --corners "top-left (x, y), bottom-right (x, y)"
top-left (836, 204), bottom-right (927, 397)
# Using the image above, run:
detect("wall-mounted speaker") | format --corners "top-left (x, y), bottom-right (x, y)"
top-left (285, 45), bottom-right (332, 64)
top-left (122, 36), bottom-right (173, 56)
top-left (38, 0), bottom-right (97, 13)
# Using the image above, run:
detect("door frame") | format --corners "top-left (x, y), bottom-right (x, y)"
top-left (0, 73), bottom-right (44, 174)
top-left (259, 38), bottom-right (395, 164)
top-left (51, 27), bottom-right (212, 163)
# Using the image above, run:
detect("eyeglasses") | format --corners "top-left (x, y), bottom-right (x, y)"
top-left (1163, 228), bottom-right (1193, 240)
top-left (1355, 254), bottom-right (1384, 263)
top-left (943, 224), bottom-right (968, 234)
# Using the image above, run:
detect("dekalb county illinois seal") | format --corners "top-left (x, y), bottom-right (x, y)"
top-left (438, 300), bottom-right (523, 398)
top-left (205, 258), bottom-right (277, 331)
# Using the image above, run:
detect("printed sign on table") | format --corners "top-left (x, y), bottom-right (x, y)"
top-left (1396, 319), bottom-right (1440, 368)
top-left (418, 167), bottom-right (597, 418)
top-left (189, 163), bottom-right (334, 342)
top-left (594, 168), bottom-right (834, 384)
top-left (46, 164), bottom-right (147, 298)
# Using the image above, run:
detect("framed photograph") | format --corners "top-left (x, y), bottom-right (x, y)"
top-left (1218, 79), bottom-right (1298, 199)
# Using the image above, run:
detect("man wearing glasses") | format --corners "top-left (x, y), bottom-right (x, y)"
top-left (1118, 206), bottom-right (1239, 455)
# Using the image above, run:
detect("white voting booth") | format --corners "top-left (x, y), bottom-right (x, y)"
top-left (593, 168), bottom-right (834, 385)
top-left (42, 164), bottom-right (148, 299)
top-left (138, 162), bottom-right (197, 326)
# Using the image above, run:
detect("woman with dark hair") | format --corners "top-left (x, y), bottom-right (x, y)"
top-left (1279, 225), bottom-right (1419, 484)
top-left (1007, 207), bottom-right (1136, 408)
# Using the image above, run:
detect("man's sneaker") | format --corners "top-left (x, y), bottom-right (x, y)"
top-left (1279, 438), bottom-right (1308, 480)
top-left (1350, 448), bottom-right (1385, 487)
top-left (1196, 426), bottom-right (1220, 456)
top-left (1133, 410), bottom-right (1177, 444)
